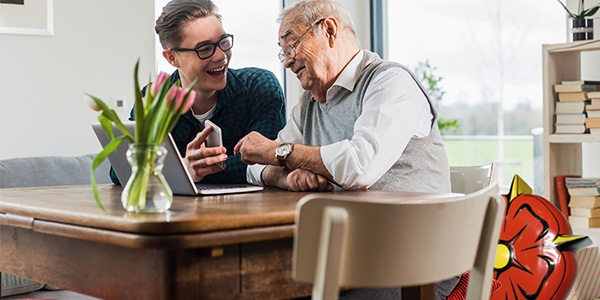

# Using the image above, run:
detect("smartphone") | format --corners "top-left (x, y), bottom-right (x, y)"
top-left (204, 120), bottom-right (225, 168)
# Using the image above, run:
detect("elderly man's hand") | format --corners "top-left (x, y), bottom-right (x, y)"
top-left (287, 169), bottom-right (334, 192)
top-left (234, 131), bottom-right (278, 165)
top-left (183, 126), bottom-right (228, 182)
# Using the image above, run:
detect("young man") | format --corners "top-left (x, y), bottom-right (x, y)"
top-left (111, 0), bottom-right (286, 185)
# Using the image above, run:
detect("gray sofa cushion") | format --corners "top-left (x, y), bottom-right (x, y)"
top-left (0, 154), bottom-right (111, 297)
top-left (0, 154), bottom-right (111, 188)
top-left (1, 273), bottom-right (45, 297)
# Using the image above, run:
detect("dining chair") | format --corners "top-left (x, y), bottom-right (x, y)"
top-left (449, 162), bottom-right (496, 194)
top-left (292, 183), bottom-right (505, 300)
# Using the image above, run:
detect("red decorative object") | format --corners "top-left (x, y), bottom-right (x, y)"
top-left (492, 175), bottom-right (592, 300)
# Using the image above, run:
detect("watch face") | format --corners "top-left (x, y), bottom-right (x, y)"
top-left (276, 143), bottom-right (292, 156)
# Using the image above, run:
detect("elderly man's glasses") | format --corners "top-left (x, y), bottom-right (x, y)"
top-left (278, 19), bottom-right (325, 63)
top-left (170, 34), bottom-right (234, 60)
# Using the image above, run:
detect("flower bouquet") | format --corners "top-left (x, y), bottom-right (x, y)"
top-left (87, 60), bottom-right (196, 212)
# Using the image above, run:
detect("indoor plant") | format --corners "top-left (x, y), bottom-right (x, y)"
top-left (87, 60), bottom-right (196, 213)
top-left (557, 0), bottom-right (599, 40)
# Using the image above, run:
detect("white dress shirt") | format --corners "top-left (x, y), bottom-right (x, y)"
top-left (246, 50), bottom-right (434, 189)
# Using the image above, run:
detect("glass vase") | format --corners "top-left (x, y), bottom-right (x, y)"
top-left (122, 144), bottom-right (173, 213)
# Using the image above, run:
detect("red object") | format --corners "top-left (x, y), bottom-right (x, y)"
top-left (491, 176), bottom-right (591, 300)
top-left (555, 175), bottom-right (581, 217)
top-left (446, 270), bottom-right (502, 300)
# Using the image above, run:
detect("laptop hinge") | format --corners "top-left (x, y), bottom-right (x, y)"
top-left (0, 213), bottom-right (34, 230)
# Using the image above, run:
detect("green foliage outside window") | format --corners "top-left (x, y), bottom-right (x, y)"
top-left (413, 60), bottom-right (459, 134)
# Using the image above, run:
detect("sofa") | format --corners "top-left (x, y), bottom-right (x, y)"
top-left (0, 154), bottom-right (111, 299)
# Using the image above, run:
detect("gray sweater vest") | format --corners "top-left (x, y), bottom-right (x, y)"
top-left (299, 50), bottom-right (451, 193)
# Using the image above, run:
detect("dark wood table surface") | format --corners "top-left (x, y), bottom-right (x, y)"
top-left (0, 185), bottom-right (455, 300)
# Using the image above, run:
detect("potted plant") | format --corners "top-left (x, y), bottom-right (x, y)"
top-left (557, 0), bottom-right (600, 41)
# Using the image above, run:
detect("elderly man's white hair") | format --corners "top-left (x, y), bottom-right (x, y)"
top-left (278, 0), bottom-right (360, 47)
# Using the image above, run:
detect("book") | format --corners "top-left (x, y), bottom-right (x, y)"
top-left (586, 117), bottom-right (600, 128)
top-left (555, 114), bottom-right (586, 124)
top-left (587, 110), bottom-right (600, 118)
top-left (555, 175), bottom-right (581, 217)
top-left (555, 84), bottom-right (600, 93)
top-left (566, 177), bottom-right (600, 185)
top-left (569, 215), bottom-right (600, 227)
top-left (555, 124), bottom-right (587, 134)
top-left (556, 101), bottom-right (589, 114)
top-left (558, 91), bottom-right (589, 102)
top-left (562, 80), bottom-right (600, 85)
top-left (566, 177), bottom-right (600, 188)
top-left (587, 91), bottom-right (600, 98)
top-left (588, 103), bottom-right (600, 111)
top-left (568, 187), bottom-right (600, 197)
top-left (591, 128), bottom-right (600, 135)
top-left (569, 196), bottom-right (600, 208)
top-left (570, 207), bottom-right (600, 218)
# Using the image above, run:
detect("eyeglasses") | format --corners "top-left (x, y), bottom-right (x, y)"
top-left (170, 34), bottom-right (234, 60)
top-left (278, 19), bottom-right (325, 63)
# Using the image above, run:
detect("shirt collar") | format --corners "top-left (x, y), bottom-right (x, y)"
top-left (325, 50), bottom-right (364, 101)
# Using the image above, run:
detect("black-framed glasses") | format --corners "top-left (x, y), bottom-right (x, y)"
top-left (170, 34), bottom-right (234, 60)
top-left (278, 19), bottom-right (325, 63)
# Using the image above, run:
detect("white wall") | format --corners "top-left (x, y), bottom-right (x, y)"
top-left (0, 0), bottom-right (155, 160)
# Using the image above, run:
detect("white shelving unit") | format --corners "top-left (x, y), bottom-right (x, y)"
top-left (542, 40), bottom-right (600, 239)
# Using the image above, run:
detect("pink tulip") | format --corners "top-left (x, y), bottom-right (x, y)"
top-left (165, 85), bottom-right (178, 107)
top-left (151, 72), bottom-right (169, 96)
top-left (181, 90), bottom-right (196, 113)
top-left (175, 87), bottom-right (186, 110)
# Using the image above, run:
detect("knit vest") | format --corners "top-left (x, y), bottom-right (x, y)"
top-left (299, 50), bottom-right (451, 193)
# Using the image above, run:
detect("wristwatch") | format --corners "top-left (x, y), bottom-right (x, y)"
top-left (275, 142), bottom-right (293, 169)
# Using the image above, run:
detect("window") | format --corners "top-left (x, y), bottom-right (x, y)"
top-left (387, 0), bottom-right (566, 192)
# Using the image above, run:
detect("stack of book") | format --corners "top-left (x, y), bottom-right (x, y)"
top-left (586, 91), bottom-right (600, 135)
top-left (554, 80), bottom-right (600, 134)
top-left (567, 177), bottom-right (600, 228)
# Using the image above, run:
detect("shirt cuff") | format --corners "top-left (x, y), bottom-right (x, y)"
top-left (246, 164), bottom-right (267, 186)
top-left (320, 140), bottom-right (359, 189)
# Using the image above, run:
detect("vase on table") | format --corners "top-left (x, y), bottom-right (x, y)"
top-left (572, 18), bottom-right (594, 41)
top-left (122, 144), bottom-right (172, 213)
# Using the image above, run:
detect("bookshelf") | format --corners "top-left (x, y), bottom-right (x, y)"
top-left (543, 40), bottom-right (600, 239)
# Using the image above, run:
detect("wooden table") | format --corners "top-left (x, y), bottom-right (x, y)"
top-left (0, 185), bottom-right (455, 300)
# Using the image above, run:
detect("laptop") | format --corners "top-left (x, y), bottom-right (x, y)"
top-left (92, 122), bottom-right (264, 195)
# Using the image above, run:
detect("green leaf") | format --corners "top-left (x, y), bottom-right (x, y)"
top-left (557, 0), bottom-right (577, 18)
top-left (90, 170), bottom-right (106, 213)
top-left (584, 5), bottom-right (600, 17)
top-left (134, 59), bottom-right (145, 141)
top-left (98, 114), bottom-right (114, 140)
top-left (90, 135), bottom-right (129, 214)
top-left (87, 94), bottom-right (134, 142)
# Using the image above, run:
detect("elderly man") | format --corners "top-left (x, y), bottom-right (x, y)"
top-left (234, 0), bottom-right (457, 298)
top-left (234, 0), bottom-right (450, 195)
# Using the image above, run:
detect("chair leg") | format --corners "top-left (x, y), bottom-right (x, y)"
top-left (312, 207), bottom-right (348, 300)
top-left (401, 284), bottom-right (435, 300)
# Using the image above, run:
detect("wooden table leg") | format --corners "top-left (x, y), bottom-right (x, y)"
top-left (401, 284), bottom-right (435, 300)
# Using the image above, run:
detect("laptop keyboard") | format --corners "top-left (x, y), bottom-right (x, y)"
top-left (196, 185), bottom-right (242, 190)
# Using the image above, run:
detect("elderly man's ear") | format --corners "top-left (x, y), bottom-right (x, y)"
top-left (323, 18), bottom-right (338, 47)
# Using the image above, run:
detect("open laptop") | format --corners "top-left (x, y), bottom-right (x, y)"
top-left (92, 122), bottom-right (263, 195)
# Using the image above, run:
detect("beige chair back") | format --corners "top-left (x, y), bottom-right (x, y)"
top-left (293, 183), bottom-right (504, 300)
top-left (450, 162), bottom-right (496, 194)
